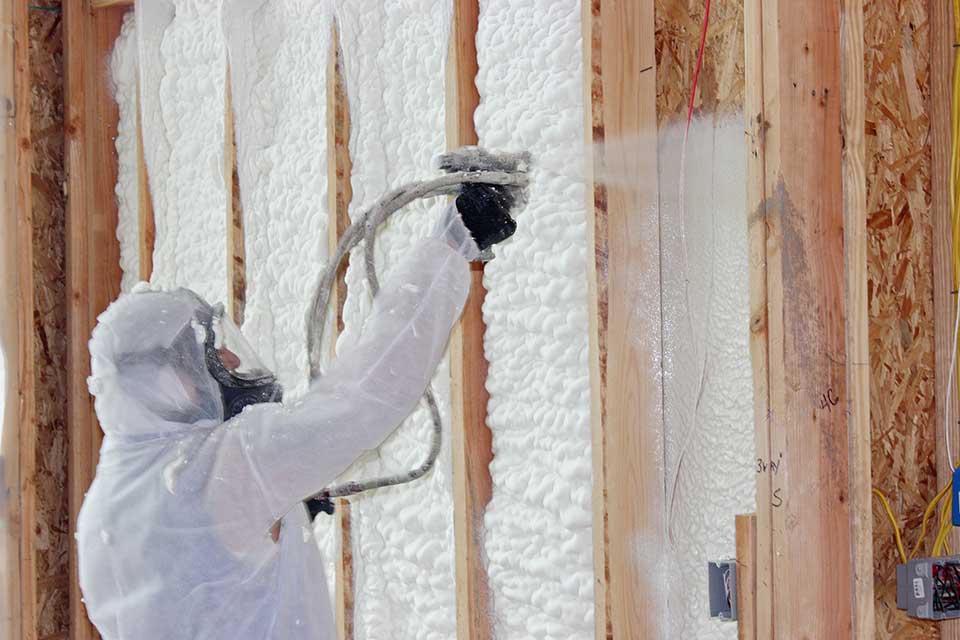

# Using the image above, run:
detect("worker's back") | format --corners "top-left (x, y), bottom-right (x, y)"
top-left (78, 403), bottom-right (332, 639)
top-left (76, 288), bottom-right (332, 639)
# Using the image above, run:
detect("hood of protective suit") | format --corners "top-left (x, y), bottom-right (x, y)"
top-left (88, 287), bottom-right (224, 438)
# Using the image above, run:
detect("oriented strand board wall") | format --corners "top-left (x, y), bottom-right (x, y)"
top-left (655, 0), bottom-right (744, 124)
top-left (28, 5), bottom-right (70, 636)
top-left (865, 1), bottom-right (938, 638)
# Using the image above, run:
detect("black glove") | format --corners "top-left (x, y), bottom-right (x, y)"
top-left (305, 496), bottom-right (335, 520)
top-left (455, 183), bottom-right (520, 252)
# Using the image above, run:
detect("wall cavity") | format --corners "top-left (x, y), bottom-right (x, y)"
top-left (110, 13), bottom-right (140, 294)
top-left (659, 116), bottom-right (754, 638)
top-left (221, 0), bottom-right (338, 599)
top-left (474, 1), bottom-right (595, 637)
top-left (135, 0), bottom-right (228, 304)
top-left (332, 2), bottom-right (457, 638)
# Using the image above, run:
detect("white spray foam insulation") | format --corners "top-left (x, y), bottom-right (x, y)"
top-left (110, 12), bottom-right (141, 294)
top-left (474, 1), bottom-right (595, 637)
top-left (221, 0), bottom-right (338, 601)
top-left (223, 0), bottom-right (333, 395)
top-left (333, 2), bottom-right (457, 638)
top-left (135, 0), bottom-right (228, 305)
top-left (659, 116), bottom-right (755, 638)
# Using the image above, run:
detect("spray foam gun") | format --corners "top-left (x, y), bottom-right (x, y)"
top-left (303, 146), bottom-right (530, 516)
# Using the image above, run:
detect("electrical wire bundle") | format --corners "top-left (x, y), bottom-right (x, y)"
top-left (934, 562), bottom-right (960, 613)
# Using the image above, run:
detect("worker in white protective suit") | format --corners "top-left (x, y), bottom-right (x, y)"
top-left (76, 184), bottom-right (520, 639)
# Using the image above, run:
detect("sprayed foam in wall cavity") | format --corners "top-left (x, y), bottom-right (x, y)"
top-left (136, 0), bottom-right (228, 304)
top-left (659, 116), bottom-right (755, 638)
top-left (474, 1), bottom-right (596, 637)
top-left (221, 0), bottom-right (337, 599)
top-left (224, 0), bottom-right (333, 395)
top-left (333, 3), bottom-right (457, 638)
top-left (110, 13), bottom-right (141, 294)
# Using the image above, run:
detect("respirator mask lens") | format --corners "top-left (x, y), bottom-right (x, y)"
top-left (211, 311), bottom-right (272, 382)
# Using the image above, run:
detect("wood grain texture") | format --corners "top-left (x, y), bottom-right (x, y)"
top-left (840, 0), bottom-right (873, 637)
top-left (224, 69), bottom-right (245, 325)
top-left (91, 0), bottom-right (132, 7)
top-left (863, 2), bottom-right (938, 637)
top-left (14, 1), bottom-right (36, 637)
top-left (0, 2), bottom-right (23, 637)
top-left (136, 79), bottom-right (154, 282)
top-left (445, 2), bottom-right (494, 639)
top-left (746, 1), bottom-right (863, 636)
top-left (735, 514), bottom-right (757, 640)
top-left (655, 0), bottom-right (745, 123)
top-left (326, 21), bottom-right (354, 640)
top-left (334, 499), bottom-right (354, 640)
top-left (932, 0), bottom-right (959, 639)
top-left (28, 7), bottom-right (71, 636)
top-left (741, 0), bottom-right (771, 635)
top-left (65, 3), bottom-right (125, 638)
top-left (327, 21), bottom-right (351, 339)
top-left (583, 1), bottom-right (664, 638)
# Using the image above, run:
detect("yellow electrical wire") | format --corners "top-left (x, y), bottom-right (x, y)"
top-left (909, 480), bottom-right (952, 559)
top-left (932, 492), bottom-right (953, 556)
top-left (873, 488), bottom-right (908, 564)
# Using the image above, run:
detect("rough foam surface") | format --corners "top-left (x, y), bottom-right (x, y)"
top-left (221, 0), bottom-right (337, 599)
top-left (333, 2), bottom-right (457, 638)
top-left (136, 0), bottom-right (228, 305)
top-left (659, 116), bottom-right (755, 638)
top-left (474, 2), bottom-right (596, 637)
top-left (224, 0), bottom-right (333, 395)
top-left (110, 13), bottom-right (141, 294)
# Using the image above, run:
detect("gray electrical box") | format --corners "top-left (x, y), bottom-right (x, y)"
top-left (707, 560), bottom-right (737, 621)
top-left (897, 556), bottom-right (960, 620)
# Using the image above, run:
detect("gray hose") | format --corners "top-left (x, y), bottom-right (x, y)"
top-left (305, 169), bottom-right (528, 501)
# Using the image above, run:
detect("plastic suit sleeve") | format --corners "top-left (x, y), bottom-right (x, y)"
top-left (217, 234), bottom-right (471, 520)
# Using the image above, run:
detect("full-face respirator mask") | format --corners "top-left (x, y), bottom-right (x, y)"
top-left (192, 300), bottom-right (283, 420)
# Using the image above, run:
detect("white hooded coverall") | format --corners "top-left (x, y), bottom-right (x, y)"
top-left (77, 213), bottom-right (476, 639)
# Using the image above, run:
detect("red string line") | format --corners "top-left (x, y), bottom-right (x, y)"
top-left (686, 0), bottom-right (713, 132)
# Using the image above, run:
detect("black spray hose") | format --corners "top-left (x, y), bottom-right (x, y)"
top-left (304, 168), bottom-right (528, 508)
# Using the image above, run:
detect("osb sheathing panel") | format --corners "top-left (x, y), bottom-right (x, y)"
top-left (29, 5), bottom-right (69, 637)
top-left (655, 0), bottom-right (744, 125)
top-left (865, 1), bottom-right (938, 638)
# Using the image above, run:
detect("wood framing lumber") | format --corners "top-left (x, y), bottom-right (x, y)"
top-left (743, 0), bottom-right (870, 636)
top-left (0, 2), bottom-right (23, 637)
top-left (326, 20), bottom-right (354, 640)
top-left (136, 80), bottom-right (155, 282)
top-left (334, 499), bottom-right (354, 640)
top-left (65, 3), bottom-right (126, 638)
top-left (224, 69), bottom-right (245, 324)
top-left (742, 0), bottom-right (771, 633)
top-left (839, 0), bottom-right (873, 637)
top-left (582, 0), bottom-right (664, 638)
top-left (11, 1), bottom-right (35, 638)
top-left (931, 0), bottom-right (959, 637)
top-left (735, 514), bottom-right (757, 640)
top-left (327, 21), bottom-right (352, 339)
top-left (445, 2), bottom-right (495, 639)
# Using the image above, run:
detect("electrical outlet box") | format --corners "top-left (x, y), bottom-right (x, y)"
top-left (897, 556), bottom-right (960, 620)
top-left (707, 559), bottom-right (737, 621)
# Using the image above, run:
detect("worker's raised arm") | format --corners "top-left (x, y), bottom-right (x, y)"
top-left (226, 205), bottom-right (478, 519)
